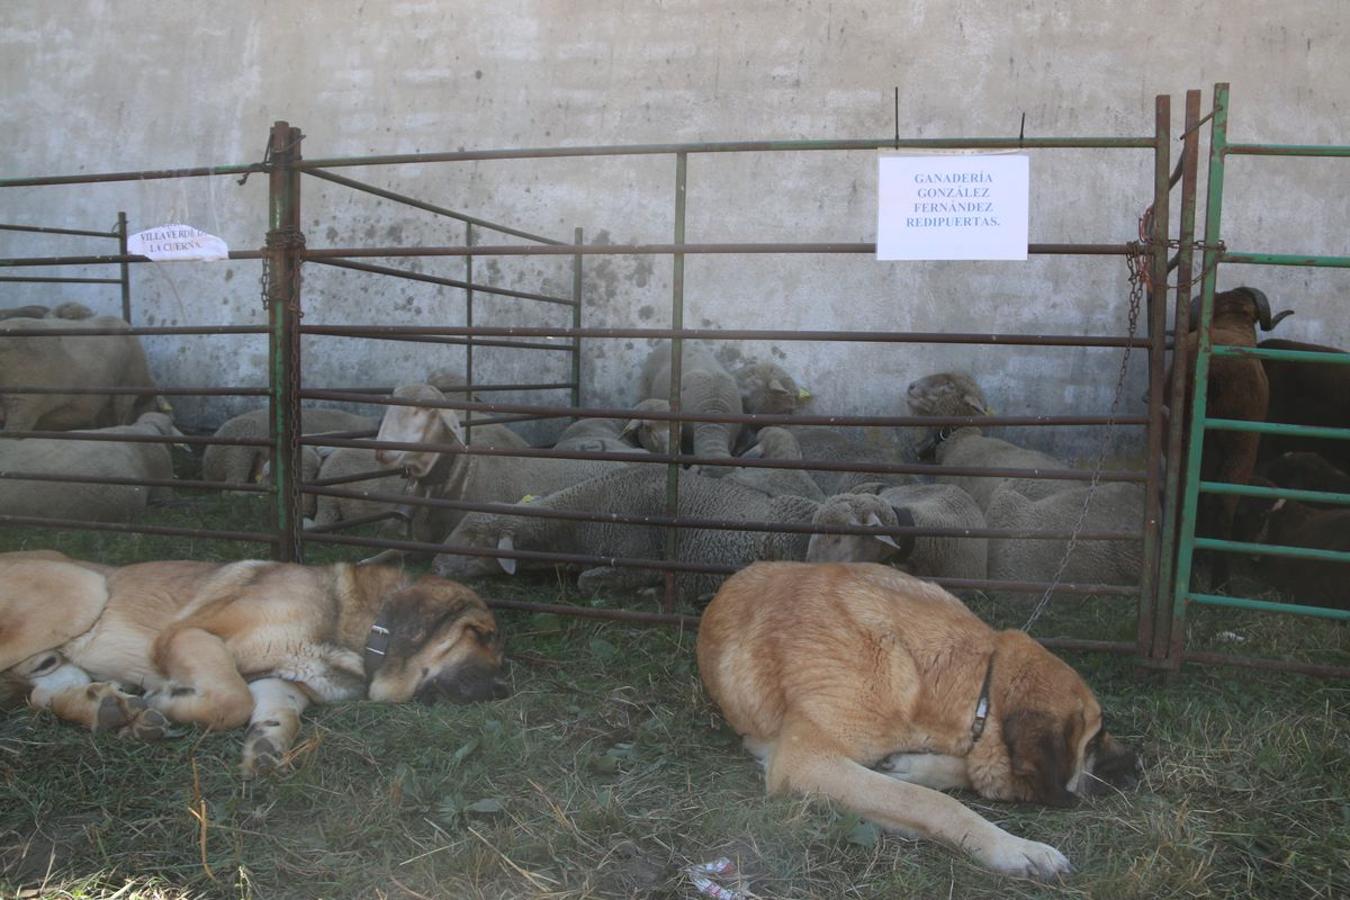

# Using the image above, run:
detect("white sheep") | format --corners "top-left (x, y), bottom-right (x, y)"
top-left (431, 465), bottom-right (911, 602)
top-left (784, 426), bottom-right (915, 495)
top-left (0, 312), bottom-right (160, 432)
top-left (306, 446), bottom-right (407, 530)
top-left (0, 411), bottom-right (177, 522)
top-left (985, 481), bottom-right (1144, 597)
top-left (639, 341), bottom-right (742, 471)
top-left (728, 426), bottom-right (825, 500)
top-left (201, 407), bottom-right (378, 485)
top-left (906, 372), bottom-right (1071, 512)
top-left (735, 360), bottom-right (811, 415)
top-left (373, 383), bottom-right (617, 544)
top-left (619, 398), bottom-right (674, 455)
top-left (554, 415), bottom-right (650, 455)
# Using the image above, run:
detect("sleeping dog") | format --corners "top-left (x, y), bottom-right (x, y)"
top-left (1, 550), bottom-right (508, 775)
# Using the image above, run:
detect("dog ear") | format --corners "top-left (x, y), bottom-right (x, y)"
top-left (496, 533), bottom-right (517, 575)
top-left (1001, 708), bottom-right (1076, 808)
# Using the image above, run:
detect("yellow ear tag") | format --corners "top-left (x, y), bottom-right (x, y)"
top-left (797, 387), bottom-right (812, 401)
top-left (518, 494), bottom-right (537, 504)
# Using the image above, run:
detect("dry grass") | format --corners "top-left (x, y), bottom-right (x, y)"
top-left (1, 487), bottom-right (1347, 898)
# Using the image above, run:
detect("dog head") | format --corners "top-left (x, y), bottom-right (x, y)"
top-left (362, 572), bottom-right (509, 705)
top-left (984, 631), bottom-right (1138, 807)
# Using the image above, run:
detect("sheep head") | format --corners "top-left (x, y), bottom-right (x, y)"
top-left (736, 361), bottom-right (809, 415)
top-left (375, 383), bottom-right (467, 479)
top-left (806, 494), bottom-right (916, 565)
top-left (1190, 287), bottom-right (1294, 333)
top-left (621, 398), bottom-right (673, 455)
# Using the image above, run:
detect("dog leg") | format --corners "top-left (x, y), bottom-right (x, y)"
top-left (767, 721), bottom-right (1070, 880)
top-left (148, 627), bottom-right (254, 731)
top-left (875, 753), bottom-right (973, 791)
top-left (241, 678), bottom-right (311, 778)
top-left (18, 653), bottom-right (170, 739)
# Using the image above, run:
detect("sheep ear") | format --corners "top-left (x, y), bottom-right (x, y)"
top-left (496, 533), bottom-right (517, 575)
top-left (741, 443), bottom-right (765, 459)
top-left (620, 418), bottom-right (641, 438)
top-left (438, 408), bottom-right (468, 446)
top-left (768, 379), bottom-right (789, 395)
top-left (863, 511), bottom-right (901, 549)
top-left (963, 393), bottom-right (991, 415)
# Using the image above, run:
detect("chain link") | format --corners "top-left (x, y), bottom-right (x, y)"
top-left (1022, 233), bottom-right (1146, 632)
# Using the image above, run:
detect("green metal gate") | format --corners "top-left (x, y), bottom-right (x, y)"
top-left (1165, 82), bottom-right (1350, 677)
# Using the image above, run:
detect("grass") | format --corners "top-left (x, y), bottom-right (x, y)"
top-left (1, 482), bottom-right (1348, 898)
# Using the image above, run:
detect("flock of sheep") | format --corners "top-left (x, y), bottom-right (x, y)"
top-left (1, 287), bottom-right (1345, 610)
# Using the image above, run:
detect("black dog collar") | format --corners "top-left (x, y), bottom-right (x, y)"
top-left (364, 608), bottom-right (392, 680)
top-left (970, 653), bottom-right (995, 743)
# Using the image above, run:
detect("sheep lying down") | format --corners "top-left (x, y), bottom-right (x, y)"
top-left (432, 465), bottom-right (915, 602)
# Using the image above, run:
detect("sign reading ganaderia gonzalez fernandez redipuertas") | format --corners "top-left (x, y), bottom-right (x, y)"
top-left (127, 224), bottom-right (229, 262)
top-left (876, 154), bottom-right (1029, 261)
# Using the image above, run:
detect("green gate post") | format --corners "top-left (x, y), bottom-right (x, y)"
top-left (1167, 84), bottom-right (1230, 665)
top-left (266, 121), bottom-right (305, 563)
top-left (116, 211), bottom-right (131, 324)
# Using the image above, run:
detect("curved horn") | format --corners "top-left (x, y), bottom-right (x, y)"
top-left (1236, 286), bottom-right (1294, 331)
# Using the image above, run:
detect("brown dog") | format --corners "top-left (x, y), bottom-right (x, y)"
top-left (0, 550), bottom-right (508, 775)
top-left (697, 561), bottom-right (1137, 879)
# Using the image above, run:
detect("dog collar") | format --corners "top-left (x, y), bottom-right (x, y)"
top-left (970, 654), bottom-right (995, 743)
top-left (364, 609), bottom-right (392, 679)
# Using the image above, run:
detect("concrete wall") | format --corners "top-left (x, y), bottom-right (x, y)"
top-left (3, 1), bottom-right (1347, 456)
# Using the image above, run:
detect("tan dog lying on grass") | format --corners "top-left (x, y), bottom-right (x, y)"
top-left (0, 550), bottom-right (508, 776)
top-left (697, 561), bottom-right (1138, 879)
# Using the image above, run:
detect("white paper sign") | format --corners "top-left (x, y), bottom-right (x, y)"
top-left (128, 224), bottom-right (229, 262)
top-left (876, 155), bottom-right (1029, 260)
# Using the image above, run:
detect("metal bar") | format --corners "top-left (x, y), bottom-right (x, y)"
top-left (302, 510), bottom-right (403, 534)
top-left (0, 250), bottom-right (254, 267)
top-left (295, 324), bottom-right (1153, 348)
top-left (266, 121), bottom-right (305, 562)
top-left (0, 430), bottom-right (268, 448)
top-left (1212, 345), bottom-right (1350, 365)
top-left (316, 382), bottom-right (576, 395)
top-left (1137, 93), bottom-right (1170, 657)
top-left (1187, 592), bottom-right (1350, 620)
top-left (300, 388), bottom-right (1149, 430)
top-left (1169, 82), bottom-right (1230, 665)
top-left (302, 330), bottom-right (572, 353)
top-left (296, 241), bottom-right (1130, 261)
top-left (1154, 88), bottom-right (1202, 665)
top-left (305, 481), bottom-right (1139, 541)
top-left (1178, 650), bottom-right (1350, 680)
top-left (465, 223), bottom-right (475, 442)
top-left (486, 598), bottom-right (698, 628)
top-left (303, 168), bottom-right (566, 246)
top-left (1202, 418), bottom-right (1350, 441)
top-left (0, 276), bottom-right (122, 284)
top-left (1194, 537), bottom-right (1350, 564)
top-left (296, 135), bottom-right (1155, 171)
top-left (0, 386), bottom-right (268, 397)
top-left (571, 225), bottom-right (584, 412)
top-left (117, 212), bottom-right (131, 323)
top-left (0, 324), bottom-right (267, 337)
top-left (0, 163), bottom-right (266, 188)
top-left (0, 470), bottom-right (271, 493)
top-left (1223, 143), bottom-right (1350, 157)
top-left (1198, 480), bottom-right (1350, 507)
top-left (308, 257), bottom-right (578, 306)
top-left (663, 152), bottom-right (688, 613)
top-left (0, 514), bottom-right (272, 543)
top-left (0, 223), bottom-right (120, 238)
top-left (1221, 251), bottom-right (1350, 268)
top-left (306, 466), bottom-right (404, 487)
top-left (0, 242), bottom-right (1125, 268)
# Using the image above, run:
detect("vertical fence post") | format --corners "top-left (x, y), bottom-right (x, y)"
top-left (662, 152), bottom-right (688, 612)
top-left (1168, 83), bottom-right (1230, 666)
top-left (1153, 88), bottom-right (1203, 665)
top-left (572, 226), bottom-right (584, 411)
top-left (465, 223), bottom-right (475, 442)
top-left (265, 121), bottom-right (305, 563)
top-left (116, 211), bottom-right (131, 323)
top-left (1137, 94), bottom-right (1172, 661)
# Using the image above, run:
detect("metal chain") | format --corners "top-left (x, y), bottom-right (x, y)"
top-left (1022, 239), bottom-right (1145, 632)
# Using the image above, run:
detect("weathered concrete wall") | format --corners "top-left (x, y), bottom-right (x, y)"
top-left (2, 1), bottom-right (1346, 456)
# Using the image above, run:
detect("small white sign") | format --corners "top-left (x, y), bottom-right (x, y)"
top-left (128, 224), bottom-right (229, 262)
top-left (876, 155), bottom-right (1029, 261)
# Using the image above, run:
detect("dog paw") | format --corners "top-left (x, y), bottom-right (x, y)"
top-left (980, 836), bottom-right (1071, 880)
top-left (241, 737), bottom-right (284, 779)
top-left (123, 707), bottom-right (178, 741)
top-left (91, 688), bottom-right (147, 733)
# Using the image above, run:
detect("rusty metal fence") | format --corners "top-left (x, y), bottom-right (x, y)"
top-left (10, 90), bottom-right (1332, 676)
